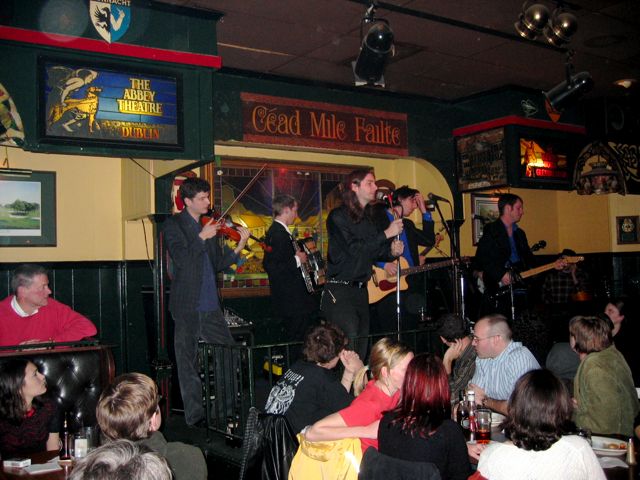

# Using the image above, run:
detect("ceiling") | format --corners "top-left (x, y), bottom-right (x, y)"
top-left (156, 0), bottom-right (640, 101)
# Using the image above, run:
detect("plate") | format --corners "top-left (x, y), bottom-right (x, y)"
top-left (490, 412), bottom-right (505, 426)
top-left (590, 436), bottom-right (627, 456)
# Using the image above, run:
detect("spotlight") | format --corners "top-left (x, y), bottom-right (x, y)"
top-left (514, 3), bottom-right (550, 40)
top-left (353, 3), bottom-right (394, 87)
top-left (544, 53), bottom-right (593, 116)
top-left (544, 9), bottom-right (578, 47)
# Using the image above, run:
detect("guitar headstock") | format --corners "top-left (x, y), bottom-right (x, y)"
top-left (563, 255), bottom-right (584, 264)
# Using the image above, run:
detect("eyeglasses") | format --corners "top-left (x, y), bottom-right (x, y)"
top-left (472, 334), bottom-right (500, 343)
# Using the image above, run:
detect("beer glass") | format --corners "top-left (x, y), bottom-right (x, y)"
top-left (476, 408), bottom-right (492, 444)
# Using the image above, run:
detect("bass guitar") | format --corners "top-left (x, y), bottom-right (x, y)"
top-left (480, 255), bottom-right (584, 296)
top-left (368, 256), bottom-right (459, 304)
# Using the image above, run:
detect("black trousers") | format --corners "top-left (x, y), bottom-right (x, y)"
top-left (172, 309), bottom-right (236, 425)
top-left (320, 283), bottom-right (369, 359)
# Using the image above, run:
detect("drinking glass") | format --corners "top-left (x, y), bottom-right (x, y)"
top-left (476, 408), bottom-right (492, 444)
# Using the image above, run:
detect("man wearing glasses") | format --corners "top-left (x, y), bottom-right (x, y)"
top-left (467, 314), bottom-right (539, 415)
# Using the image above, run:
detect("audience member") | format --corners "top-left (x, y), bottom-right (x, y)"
top-left (570, 315), bottom-right (639, 437)
top-left (0, 358), bottom-right (59, 457)
top-left (545, 342), bottom-right (580, 392)
top-left (378, 353), bottom-right (471, 480)
top-left (468, 314), bottom-right (539, 415)
top-left (436, 313), bottom-right (475, 402)
top-left (70, 439), bottom-right (172, 480)
top-left (0, 264), bottom-right (97, 346)
top-left (304, 337), bottom-right (413, 453)
top-left (97, 372), bottom-right (207, 480)
top-left (605, 297), bottom-right (639, 385)
top-left (264, 323), bottom-right (363, 433)
top-left (477, 369), bottom-right (605, 480)
top-left (541, 249), bottom-right (590, 305)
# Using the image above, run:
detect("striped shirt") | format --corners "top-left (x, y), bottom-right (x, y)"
top-left (470, 340), bottom-right (540, 400)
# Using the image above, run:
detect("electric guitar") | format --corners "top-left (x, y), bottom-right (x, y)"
top-left (367, 256), bottom-right (459, 304)
top-left (479, 255), bottom-right (584, 296)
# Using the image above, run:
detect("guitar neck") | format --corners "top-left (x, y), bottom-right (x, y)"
top-left (519, 256), bottom-right (584, 280)
top-left (400, 259), bottom-right (454, 277)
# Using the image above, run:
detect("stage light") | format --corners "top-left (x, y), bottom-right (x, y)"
top-left (514, 3), bottom-right (550, 40)
top-left (544, 9), bottom-right (578, 47)
top-left (353, 3), bottom-right (394, 87)
top-left (544, 51), bottom-right (593, 116)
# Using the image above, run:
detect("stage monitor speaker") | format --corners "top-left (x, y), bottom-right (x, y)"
top-left (585, 96), bottom-right (640, 144)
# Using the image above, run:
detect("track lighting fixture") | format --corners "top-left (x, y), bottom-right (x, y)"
top-left (543, 51), bottom-right (593, 117)
top-left (353, 2), bottom-right (394, 87)
top-left (514, 2), bottom-right (578, 47)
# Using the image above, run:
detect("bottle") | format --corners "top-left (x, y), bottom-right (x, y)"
top-left (627, 437), bottom-right (637, 466)
top-left (59, 414), bottom-right (72, 462)
top-left (457, 391), bottom-right (470, 440)
top-left (467, 390), bottom-right (477, 443)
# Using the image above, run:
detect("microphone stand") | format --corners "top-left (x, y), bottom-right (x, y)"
top-left (393, 205), bottom-right (402, 341)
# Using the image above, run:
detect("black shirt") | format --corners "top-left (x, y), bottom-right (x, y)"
top-left (326, 205), bottom-right (394, 282)
top-left (264, 360), bottom-right (353, 433)
top-left (378, 415), bottom-right (472, 480)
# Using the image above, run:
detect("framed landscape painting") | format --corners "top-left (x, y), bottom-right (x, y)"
top-left (0, 171), bottom-right (56, 246)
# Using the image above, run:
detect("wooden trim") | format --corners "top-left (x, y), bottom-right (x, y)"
top-left (452, 115), bottom-right (586, 137)
top-left (221, 287), bottom-right (270, 298)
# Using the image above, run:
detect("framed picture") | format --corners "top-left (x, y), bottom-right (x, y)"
top-left (456, 128), bottom-right (508, 192)
top-left (38, 58), bottom-right (183, 150)
top-left (616, 216), bottom-right (639, 244)
top-left (0, 171), bottom-right (56, 246)
top-left (471, 193), bottom-right (500, 245)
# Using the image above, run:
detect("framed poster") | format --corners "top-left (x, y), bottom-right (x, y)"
top-left (0, 171), bottom-right (56, 246)
top-left (39, 58), bottom-right (183, 150)
top-left (471, 193), bottom-right (499, 245)
top-left (616, 216), bottom-right (639, 244)
top-left (457, 128), bottom-right (508, 192)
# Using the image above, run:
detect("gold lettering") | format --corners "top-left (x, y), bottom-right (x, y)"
top-left (251, 105), bottom-right (300, 136)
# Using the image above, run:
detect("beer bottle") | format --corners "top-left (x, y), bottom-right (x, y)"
top-left (467, 390), bottom-right (477, 443)
top-left (59, 413), bottom-right (72, 462)
top-left (458, 391), bottom-right (470, 440)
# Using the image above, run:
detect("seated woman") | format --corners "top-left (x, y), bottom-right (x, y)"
top-left (304, 337), bottom-right (413, 453)
top-left (264, 323), bottom-right (363, 433)
top-left (570, 315), bottom-right (639, 436)
top-left (0, 358), bottom-right (60, 456)
top-left (378, 354), bottom-right (471, 480)
top-left (605, 297), bottom-right (639, 386)
top-left (477, 369), bottom-right (605, 480)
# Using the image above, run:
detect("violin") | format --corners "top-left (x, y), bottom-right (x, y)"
top-left (200, 210), bottom-right (272, 252)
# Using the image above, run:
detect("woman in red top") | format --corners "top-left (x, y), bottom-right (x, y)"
top-left (305, 337), bottom-right (413, 453)
top-left (0, 358), bottom-right (60, 456)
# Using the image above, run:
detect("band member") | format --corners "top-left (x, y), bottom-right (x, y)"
top-left (163, 177), bottom-right (250, 427)
top-left (370, 185), bottom-right (436, 334)
top-left (321, 168), bottom-right (404, 359)
top-left (474, 193), bottom-right (562, 317)
top-left (263, 194), bottom-right (319, 342)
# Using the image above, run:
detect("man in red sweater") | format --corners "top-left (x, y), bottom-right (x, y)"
top-left (0, 264), bottom-right (97, 346)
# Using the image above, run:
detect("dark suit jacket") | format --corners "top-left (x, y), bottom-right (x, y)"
top-left (262, 221), bottom-right (317, 316)
top-left (163, 209), bottom-right (239, 317)
top-left (371, 203), bottom-right (436, 266)
top-left (474, 219), bottom-right (535, 293)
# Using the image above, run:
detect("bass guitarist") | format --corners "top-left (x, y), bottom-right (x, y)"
top-left (370, 185), bottom-right (436, 334)
top-left (475, 193), bottom-right (564, 317)
top-left (263, 194), bottom-right (319, 342)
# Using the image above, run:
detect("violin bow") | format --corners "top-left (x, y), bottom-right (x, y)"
top-left (216, 163), bottom-right (268, 221)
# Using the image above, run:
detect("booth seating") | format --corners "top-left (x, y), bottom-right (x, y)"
top-left (0, 344), bottom-right (115, 431)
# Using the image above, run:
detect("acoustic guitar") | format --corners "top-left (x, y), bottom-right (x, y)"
top-left (368, 256), bottom-right (458, 304)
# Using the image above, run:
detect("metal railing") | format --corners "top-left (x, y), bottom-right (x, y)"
top-left (199, 327), bottom-right (439, 440)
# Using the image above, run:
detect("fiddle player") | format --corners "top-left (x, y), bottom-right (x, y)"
top-left (370, 185), bottom-right (435, 335)
top-left (321, 168), bottom-right (404, 359)
top-left (263, 194), bottom-right (319, 342)
top-left (163, 176), bottom-right (250, 427)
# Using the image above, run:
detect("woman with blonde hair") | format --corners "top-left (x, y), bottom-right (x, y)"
top-left (304, 337), bottom-right (413, 452)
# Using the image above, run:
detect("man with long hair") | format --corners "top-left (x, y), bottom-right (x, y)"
top-left (321, 169), bottom-right (404, 358)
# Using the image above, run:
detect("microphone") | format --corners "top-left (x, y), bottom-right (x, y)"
top-left (375, 190), bottom-right (390, 201)
top-left (530, 240), bottom-right (547, 252)
top-left (428, 192), bottom-right (450, 203)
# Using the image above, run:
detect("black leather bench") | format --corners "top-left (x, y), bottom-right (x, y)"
top-left (0, 344), bottom-right (115, 431)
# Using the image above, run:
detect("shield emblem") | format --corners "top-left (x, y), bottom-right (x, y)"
top-left (90, 0), bottom-right (130, 43)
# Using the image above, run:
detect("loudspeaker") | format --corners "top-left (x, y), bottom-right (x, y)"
top-left (585, 96), bottom-right (640, 144)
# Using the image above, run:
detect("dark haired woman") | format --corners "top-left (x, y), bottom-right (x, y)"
top-left (477, 369), bottom-right (604, 480)
top-left (0, 358), bottom-right (60, 456)
top-left (605, 297), bottom-right (639, 385)
top-left (377, 354), bottom-right (471, 480)
top-left (264, 323), bottom-right (363, 433)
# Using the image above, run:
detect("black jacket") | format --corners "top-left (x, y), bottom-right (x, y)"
top-left (474, 219), bottom-right (535, 293)
top-left (263, 221), bottom-right (317, 316)
top-left (163, 209), bottom-right (239, 317)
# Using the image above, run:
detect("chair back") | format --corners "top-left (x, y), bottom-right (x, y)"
top-left (358, 447), bottom-right (441, 480)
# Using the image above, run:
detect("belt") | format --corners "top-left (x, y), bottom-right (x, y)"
top-left (326, 279), bottom-right (367, 289)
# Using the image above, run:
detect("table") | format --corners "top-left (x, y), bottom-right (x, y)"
top-left (1, 451), bottom-right (72, 480)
